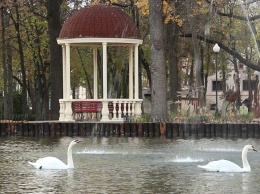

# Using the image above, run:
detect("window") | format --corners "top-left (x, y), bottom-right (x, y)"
top-left (243, 80), bottom-right (257, 91)
top-left (212, 81), bottom-right (223, 91)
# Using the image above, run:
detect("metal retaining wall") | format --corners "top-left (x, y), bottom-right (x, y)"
top-left (1, 122), bottom-right (260, 138)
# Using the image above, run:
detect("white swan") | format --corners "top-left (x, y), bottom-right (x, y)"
top-left (28, 139), bottom-right (81, 170)
top-left (198, 145), bottom-right (257, 172)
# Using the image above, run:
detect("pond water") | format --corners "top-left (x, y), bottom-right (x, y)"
top-left (1, 136), bottom-right (260, 193)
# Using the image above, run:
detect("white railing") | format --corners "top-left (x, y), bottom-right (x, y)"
top-left (59, 99), bottom-right (143, 122)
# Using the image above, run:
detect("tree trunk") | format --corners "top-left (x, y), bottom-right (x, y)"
top-left (77, 48), bottom-right (93, 99)
top-left (46, 0), bottom-right (63, 120)
top-left (1, 7), bottom-right (8, 119)
top-left (185, 0), bottom-right (205, 108)
top-left (140, 48), bottom-right (151, 89)
top-left (230, 35), bottom-right (241, 109)
top-left (248, 68), bottom-right (253, 112)
top-left (6, 43), bottom-right (13, 119)
top-left (149, 0), bottom-right (168, 122)
top-left (166, 21), bottom-right (179, 114)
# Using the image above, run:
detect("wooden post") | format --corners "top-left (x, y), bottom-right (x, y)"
top-left (149, 123), bottom-right (155, 137)
top-left (172, 123), bottom-right (179, 138)
top-left (166, 123), bottom-right (172, 138)
top-left (120, 123), bottom-right (125, 136)
top-left (131, 123), bottom-right (137, 136)
top-left (124, 123), bottom-right (130, 136)
top-left (137, 123), bottom-right (143, 136)
top-left (241, 123), bottom-right (248, 138)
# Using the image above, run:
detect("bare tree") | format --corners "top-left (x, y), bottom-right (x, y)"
top-left (185, 0), bottom-right (205, 107)
top-left (9, 2), bottom-right (28, 117)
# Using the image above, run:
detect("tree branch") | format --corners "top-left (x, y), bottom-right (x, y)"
top-left (181, 33), bottom-right (260, 71)
top-left (217, 11), bottom-right (260, 21)
top-left (205, 0), bottom-right (260, 21)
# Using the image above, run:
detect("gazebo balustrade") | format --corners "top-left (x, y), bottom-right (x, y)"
top-left (59, 99), bottom-right (142, 122)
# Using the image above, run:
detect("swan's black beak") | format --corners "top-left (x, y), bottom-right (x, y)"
top-left (75, 140), bottom-right (81, 143)
top-left (252, 146), bottom-right (257, 152)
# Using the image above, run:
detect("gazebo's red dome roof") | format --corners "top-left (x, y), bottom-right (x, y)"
top-left (59, 4), bottom-right (141, 39)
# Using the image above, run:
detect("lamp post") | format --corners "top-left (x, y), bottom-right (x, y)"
top-left (254, 71), bottom-right (259, 108)
top-left (213, 43), bottom-right (220, 115)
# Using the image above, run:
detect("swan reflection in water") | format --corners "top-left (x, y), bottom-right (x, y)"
top-left (198, 145), bottom-right (257, 172)
top-left (28, 140), bottom-right (81, 170)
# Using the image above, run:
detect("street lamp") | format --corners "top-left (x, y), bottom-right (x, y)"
top-left (254, 71), bottom-right (259, 108)
top-left (213, 43), bottom-right (220, 114)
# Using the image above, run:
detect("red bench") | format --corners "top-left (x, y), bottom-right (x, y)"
top-left (72, 101), bottom-right (102, 120)
top-left (72, 101), bottom-right (132, 120)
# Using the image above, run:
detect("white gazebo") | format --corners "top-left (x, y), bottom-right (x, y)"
top-left (57, 4), bottom-right (143, 122)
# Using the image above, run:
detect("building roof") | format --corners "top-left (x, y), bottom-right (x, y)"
top-left (59, 4), bottom-right (141, 39)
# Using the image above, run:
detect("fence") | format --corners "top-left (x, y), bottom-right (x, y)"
top-left (0, 122), bottom-right (260, 138)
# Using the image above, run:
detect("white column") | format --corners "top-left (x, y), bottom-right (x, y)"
top-left (59, 45), bottom-right (66, 121)
top-left (134, 44), bottom-right (139, 99)
top-left (102, 43), bottom-right (107, 99)
top-left (134, 44), bottom-right (142, 116)
top-left (64, 43), bottom-right (73, 120)
top-left (62, 45), bottom-right (66, 98)
top-left (93, 47), bottom-right (98, 99)
top-left (65, 44), bottom-right (71, 99)
top-left (101, 42), bottom-right (109, 121)
top-left (129, 46), bottom-right (133, 100)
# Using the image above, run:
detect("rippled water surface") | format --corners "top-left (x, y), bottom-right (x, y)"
top-left (1, 136), bottom-right (260, 193)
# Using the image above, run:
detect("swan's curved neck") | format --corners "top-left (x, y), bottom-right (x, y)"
top-left (242, 147), bottom-right (250, 171)
top-left (67, 144), bottom-right (74, 168)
